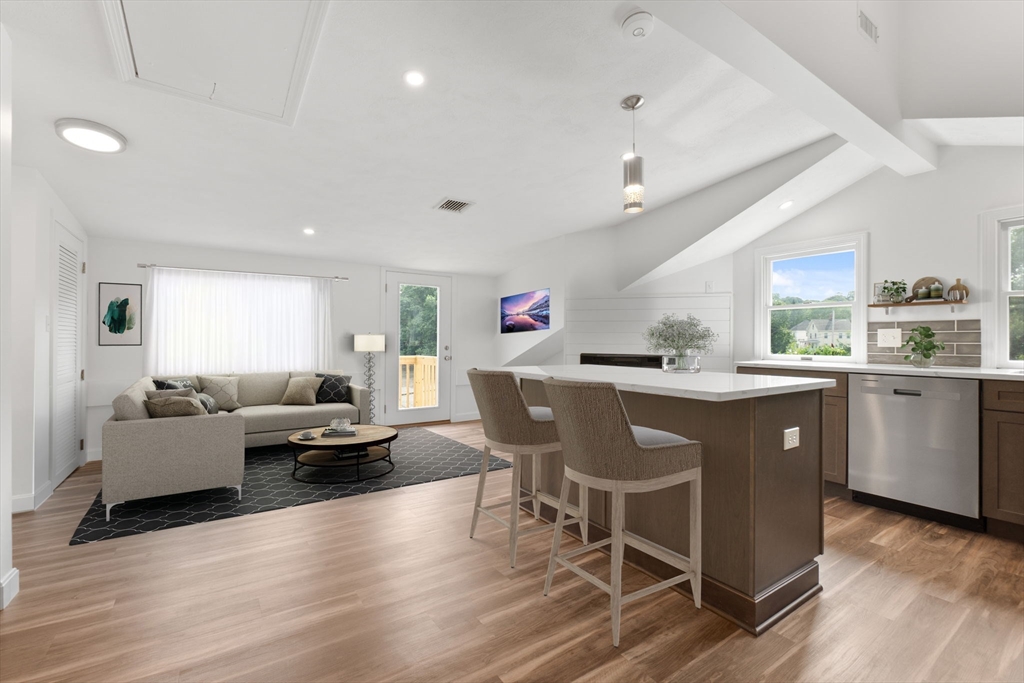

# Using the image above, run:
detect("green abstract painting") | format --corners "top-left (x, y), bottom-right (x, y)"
top-left (99, 282), bottom-right (142, 345)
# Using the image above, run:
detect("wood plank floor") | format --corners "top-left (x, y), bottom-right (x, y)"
top-left (1, 420), bottom-right (1021, 683)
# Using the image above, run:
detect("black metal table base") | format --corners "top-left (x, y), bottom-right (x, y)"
top-left (290, 444), bottom-right (395, 484)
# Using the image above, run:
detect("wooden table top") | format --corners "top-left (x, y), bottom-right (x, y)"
top-left (288, 425), bottom-right (398, 448)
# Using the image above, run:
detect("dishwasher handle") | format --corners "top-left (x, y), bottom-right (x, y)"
top-left (893, 388), bottom-right (923, 397)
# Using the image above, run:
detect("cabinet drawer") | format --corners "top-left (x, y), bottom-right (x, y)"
top-left (983, 380), bottom-right (1024, 413)
top-left (737, 366), bottom-right (847, 398)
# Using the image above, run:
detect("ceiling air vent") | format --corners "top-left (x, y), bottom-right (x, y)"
top-left (858, 11), bottom-right (879, 43)
top-left (434, 197), bottom-right (475, 214)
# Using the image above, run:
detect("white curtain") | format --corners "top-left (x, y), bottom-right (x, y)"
top-left (145, 267), bottom-right (332, 375)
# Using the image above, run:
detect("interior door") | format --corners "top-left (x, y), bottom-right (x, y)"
top-left (51, 222), bottom-right (84, 486)
top-left (384, 271), bottom-right (451, 425)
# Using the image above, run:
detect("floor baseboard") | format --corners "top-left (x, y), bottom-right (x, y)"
top-left (0, 568), bottom-right (19, 609)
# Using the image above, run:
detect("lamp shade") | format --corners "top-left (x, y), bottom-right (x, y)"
top-left (354, 334), bottom-right (386, 353)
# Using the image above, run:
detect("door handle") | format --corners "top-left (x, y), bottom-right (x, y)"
top-left (444, 355), bottom-right (452, 361)
top-left (893, 389), bottom-right (922, 397)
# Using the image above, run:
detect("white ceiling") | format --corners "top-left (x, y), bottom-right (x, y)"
top-left (0, 0), bottom-right (831, 274)
top-left (909, 118), bottom-right (1024, 147)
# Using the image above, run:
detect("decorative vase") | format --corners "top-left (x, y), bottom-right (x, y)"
top-left (909, 353), bottom-right (935, 368)
top-left (661, 355), bottom-right (683, 373)
top-left (930, 283), bottom-right (944, 299)
top-left (948, 278), bottom-right (969, 302)
top-left (682, 350), bottom-right (702, 373)
top-left (916, 287), bottom-right (930, 300)
top-left (888, 293), bottom-right (905, 304)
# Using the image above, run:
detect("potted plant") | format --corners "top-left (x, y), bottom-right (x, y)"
top-left (902, 325), bottom-right (945, 368)
top-left (642, 313), bottom-right (718, 373)
top-left (882, 279), bottom-right (907, 304)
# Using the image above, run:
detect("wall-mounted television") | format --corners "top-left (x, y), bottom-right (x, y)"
top-left (500, 288), bottom-right (550, 334)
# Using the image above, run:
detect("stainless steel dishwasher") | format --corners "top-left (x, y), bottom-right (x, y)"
top-left (848, 373), bottom-right (980, 525)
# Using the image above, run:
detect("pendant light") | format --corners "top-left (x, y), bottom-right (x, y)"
top-left (621, 95), bottom-right (645, 213)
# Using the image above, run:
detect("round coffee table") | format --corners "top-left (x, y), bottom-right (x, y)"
top-left (287, 425), bottom-right (398, 484)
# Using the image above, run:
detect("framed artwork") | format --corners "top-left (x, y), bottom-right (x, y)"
top-left (500, 288), bottom-right (550, 334)
top-left (99, 282), bottom-right (142, 346)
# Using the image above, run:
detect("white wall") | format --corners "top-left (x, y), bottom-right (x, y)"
top-left (0, 22), bottom-right (19, 609)
top-left (733, 146), bottom-right (1024, 363)
top-left (85, 238), bottom-right (497, 459)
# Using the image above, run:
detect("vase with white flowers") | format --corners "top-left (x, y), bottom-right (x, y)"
top-left (642, 313), bottom-right (719, 373)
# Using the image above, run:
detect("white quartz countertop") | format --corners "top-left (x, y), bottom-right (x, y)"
top-left (488, 365), bottom-right (835, 402)
top-left (734, 360), bottom-right (1024, 382)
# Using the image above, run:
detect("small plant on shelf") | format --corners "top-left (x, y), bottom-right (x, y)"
top-left (902, 325), bottom-right (945, 368)
top-left (882, 279), bottom-right (907, 303)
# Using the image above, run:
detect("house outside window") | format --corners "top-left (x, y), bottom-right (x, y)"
top-left (755, 234), bottom-right (868, 363)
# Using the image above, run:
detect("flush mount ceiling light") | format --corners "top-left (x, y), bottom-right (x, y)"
top-left (621, 95), bottom-right (645, 214)
top-left (621, 11), bottom-right (654, 40)
top-left (779, 200), bottom-right (795, 210)
top-left (303, 227), bottom-right (316, 235)
top-left (403, 70), bottom-right (425, 87)
top-left (54, 118), bottom-right (127, 153)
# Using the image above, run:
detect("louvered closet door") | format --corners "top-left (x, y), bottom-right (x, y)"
top-left (52, 223), bottom-right (84, 486)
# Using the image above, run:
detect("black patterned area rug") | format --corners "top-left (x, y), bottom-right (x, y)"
top-left (70, 427), bottom-right (508, 545)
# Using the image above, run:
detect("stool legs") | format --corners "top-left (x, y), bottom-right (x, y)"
top-left (579, 484), bottom-right (589, 544)
top-left (532, 453), bottom-right (542, 520)
top-left (469, 445), bottom-right (491, 539)
top-left (544, 474), bottom-right (571, 596)
top-left (509, 453), bottom-right (523, 567)
top-left (690, 469), bottom-right (702, 609)
top-left (610, 491), bottom-right (626, 647)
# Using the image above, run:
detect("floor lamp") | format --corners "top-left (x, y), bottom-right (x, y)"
top-left (354, 334), bottom-right (386, 424)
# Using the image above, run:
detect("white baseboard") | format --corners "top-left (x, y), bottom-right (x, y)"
top-left (451, 411), bottom-right (480, 423)
top-left (87, 447), bottom-right (103, 461)
top-left (11, 492), bottom-right (33, 514)
top-left (34, 480), bottom-right (52, 509)
top-left (1, 568), bottom-right (19, 609)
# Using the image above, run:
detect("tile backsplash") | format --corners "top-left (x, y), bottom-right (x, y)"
top-left (867, 319), bottom-right (981, 367)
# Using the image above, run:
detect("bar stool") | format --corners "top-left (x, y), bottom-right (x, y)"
top-left (467, 369), bottom-right (588, 568)
top-left (541, 376), bottom-right (702, 648)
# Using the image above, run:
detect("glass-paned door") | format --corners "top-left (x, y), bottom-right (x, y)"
top-left (384, 272), bottom-right (451, 424)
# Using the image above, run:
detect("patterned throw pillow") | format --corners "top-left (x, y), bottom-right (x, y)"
top-left (143, 396), bottom-right (207, 418)
top-left (315, 373), bottom-right (351, 403)
top-left (153, 378), bottom-right (195, 391)
top-left (280, 377), bottom-right (324, 406)
top-left (198, 376), bottom-right (241, 410)
top-left (145, 388), bottom-right (198, 401)
top-left (195, 392), bottom-right (219, 414)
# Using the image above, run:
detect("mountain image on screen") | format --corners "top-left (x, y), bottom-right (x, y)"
top-left (501, 288), bottom-right (550, 334)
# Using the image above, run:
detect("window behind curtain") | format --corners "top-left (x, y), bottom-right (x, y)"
top-left (145, 268), bottom-right (332, 375)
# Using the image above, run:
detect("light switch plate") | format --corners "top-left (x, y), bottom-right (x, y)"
top-left (784, 427), bottom-right (800, 450)
top-left (877, 328), bottom-right (902, 348)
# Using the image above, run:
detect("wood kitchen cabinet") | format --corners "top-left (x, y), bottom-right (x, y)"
top-left (982, 380), bottom-right (1024, 526)
top-left (737, 366), bottom-right (848, 485)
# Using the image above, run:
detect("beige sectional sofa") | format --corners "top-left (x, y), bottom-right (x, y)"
top-left (101, 370), bottom-right (368, 518)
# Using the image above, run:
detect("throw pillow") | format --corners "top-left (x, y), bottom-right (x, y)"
top-left (145, 388), bottom-right (198, 401)
top-left (152, 377), bottom-right (196, 391)
top-left (280, 377), bottom-right (324, 406)
top-left (198, 375), bottom-right (241, 410)
top-left (143, 396), bottom-right (207, 418)
top-left (315, 373), bottom-right (351, 403)
top-left (195, 392), bottom-right (219, 415)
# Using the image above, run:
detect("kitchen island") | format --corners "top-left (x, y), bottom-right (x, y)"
top-left (489, 365), bottom-right (835, 635)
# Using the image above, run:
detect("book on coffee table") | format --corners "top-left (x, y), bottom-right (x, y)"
top-left (321, 426), bottom-right (357, 437)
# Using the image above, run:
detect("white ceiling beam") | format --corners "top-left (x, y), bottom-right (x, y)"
top-left (648, 0), bottom-right (936, 176)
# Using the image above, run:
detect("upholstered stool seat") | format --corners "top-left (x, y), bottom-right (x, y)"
top-left (542, 377), bottom-right (703, 647)
top-left (467, 369), bottom-right (589, 568)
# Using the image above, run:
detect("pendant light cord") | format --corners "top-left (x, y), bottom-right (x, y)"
top-left (632, 106), bottom-right (636, 154)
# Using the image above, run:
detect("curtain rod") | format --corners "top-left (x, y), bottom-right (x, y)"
top-left (137, 263), bottom-right (349, 281)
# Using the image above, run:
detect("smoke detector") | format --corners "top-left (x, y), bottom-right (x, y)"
top-left (622, 11), bottom-right (654, 41)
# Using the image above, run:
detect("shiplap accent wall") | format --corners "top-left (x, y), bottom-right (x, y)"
top-left (564, 294), bottom-right (733, 371)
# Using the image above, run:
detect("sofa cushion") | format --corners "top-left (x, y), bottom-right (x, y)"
top-left (152, 375), bottom-right (200, 391)
top-left (198, 376), bottom-right (241, 410)
top-left (144, 396), bottom-right (207, 418)
top-left (195, 392), bottom-right (219, 414)
top-left (280, 377), bottom-right (324, 406)
top-left (112, 378), bottom-right (157, 421)
top-left (234, 402), bottom-right (359, 433)
top-left (315, 373), bottom-right (351, 403)
top-left (146, 388), bottom-right (198, 400)
top-left (233, 372), bottom-right (290, 406)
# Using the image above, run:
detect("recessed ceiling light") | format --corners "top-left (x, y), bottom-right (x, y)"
top-left (54, 118), bottom-right (127, 153)
top-left (403, 70), bottom-right (425, 87)
top-left (303, 228), bottom-right (315, 235)
top-left (779, 200), bottom-right (795, 210)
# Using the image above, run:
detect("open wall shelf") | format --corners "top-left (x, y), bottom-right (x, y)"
top-left (868, 300), bottom-right (971, 315)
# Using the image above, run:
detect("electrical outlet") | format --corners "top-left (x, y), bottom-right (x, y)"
top-left (877, 328), bottom-right (902, 348)
top-left (783, 427), bottom-right (800, 450)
